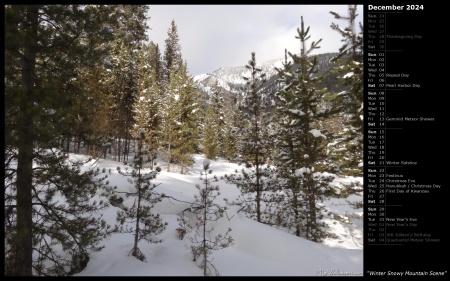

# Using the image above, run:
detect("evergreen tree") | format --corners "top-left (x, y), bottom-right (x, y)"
top-left (78, 64), bottom-right (114, 159)
top-left (5, 150), bottom-right (116, 276)
top-left (134, 42), bottom-right (164, 169)
top-left (109, 43), bottom-right (139, 162)
top-left (163, 19), bottom-right (182, 83)
top-left (160, 64), bottom-right (179, 172)
top-left (4, 5), bottom-right (121, 275)
top-left (202, 81), bottom-right (226, 159)
top-left (329, 5), bottom-right (364, 176)
top-left (272, 17), bottom-right (337, 242)
top-left (115, 129), bottom-right (167, 261)
top-left (106, 5), bottom-right (149, 162)
top-left (162, 62), bottom-right (201, 173)
top-left (203, 105), bottom-right (220, 159)
top-left (221, 94), bottom-right (239, 160)
top-left (159, 20), bottom-right (199, 173)
top-left (172, 62), bottom-right (202, 173)
top-left (188, 159), bottom-right (233, 276)
top-left (224, 94), bottom-right (245, 161)
top-left (148, 41), bottom-right (164, 82)
top-left (209, 81), bottom-right (227, 157)
top-left (224, 52), bottom-right (277, 223)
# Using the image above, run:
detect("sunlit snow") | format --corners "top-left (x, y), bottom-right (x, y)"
top-left (72, 153), bottom-right (363, 276)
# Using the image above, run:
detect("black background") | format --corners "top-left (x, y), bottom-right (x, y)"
top-left (364, 2), bottom-right (447, 277)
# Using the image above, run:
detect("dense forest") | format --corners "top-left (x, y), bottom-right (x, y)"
top-left (4, 5), bottom-right (363, 276)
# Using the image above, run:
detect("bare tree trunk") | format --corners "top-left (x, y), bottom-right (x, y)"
top-left (77, 135), bottom-right (81, 154)
top-left (123, 135), bottom-right (128, 162)
top-left (113, 139), bottom-right (117, 161)
top-left (13, 5), bottom-right (39, 276)
top-left (254, 108), bottom-right (261, 223)
top-left (133, 173), bottom-right (141, 257)
top-left (133, 138), bottom-right (143, 258)
top-left (203, 173), bottom-right (208, 276)
top-left (66, 135), bottom-right (70, 153)
top-left (118, 138), bottom-right (121, 162)
top-left (92, 145), bottom-right (97, 159)
top-left (308, 184), bottom-right (318, 242)
top-left (167, 142), bottom-right (171, 172)
top-left (293, 193), bottom-right (301, 237)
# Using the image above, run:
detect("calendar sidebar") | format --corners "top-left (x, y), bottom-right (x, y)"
top-left (364, 3), bottom-right (447, 277)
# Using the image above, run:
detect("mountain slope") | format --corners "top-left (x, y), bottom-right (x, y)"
top-left (194, 53), bottom-right (339, 97)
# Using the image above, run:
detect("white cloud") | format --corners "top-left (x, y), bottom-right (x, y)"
top-left (146, 5), bottom-right (363, 75)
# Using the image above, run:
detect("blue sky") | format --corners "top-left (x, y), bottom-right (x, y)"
top-left (146, 5), bottom-right (364, 76)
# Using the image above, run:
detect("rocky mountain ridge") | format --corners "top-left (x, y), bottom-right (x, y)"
top-left (194, 52), bottom-right (339, 97)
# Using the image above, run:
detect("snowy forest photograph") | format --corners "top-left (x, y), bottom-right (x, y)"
top-left (4, 5), bottom-right (364, 276)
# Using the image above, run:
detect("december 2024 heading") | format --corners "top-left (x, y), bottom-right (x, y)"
top-left (368, 4), bottom-right (424, 11)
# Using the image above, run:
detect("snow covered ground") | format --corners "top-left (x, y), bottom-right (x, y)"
top-left (75, 153), bottom-right (363, 276)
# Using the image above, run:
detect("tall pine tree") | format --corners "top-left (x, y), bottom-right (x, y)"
top-left (329, 5), bottom-right (364, 176)
top-left (4, 5), bottom-right (122, 275)
top-left (115, 129), bottom-right (167, 261)
top-left (163, 19), bottom-right (182, 83)
top-left (134, 42), bottom-right (164, 169)
top-left (224, 52), bottom-right (277, 223)
top-left (148, 41), bottom-right (164, 82)
top-left (171, 62), bottom-right (202, 173)
top-left (203, 105), bottom-right (220, 159)
top-left (272, 17), bottom-right (338, 242)
top-left (105, 5), bottom-right (149, 162)
top-left (161, 62), bottom-right (201, 173)
top-left (202, 81), bottom-right (226, 159)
